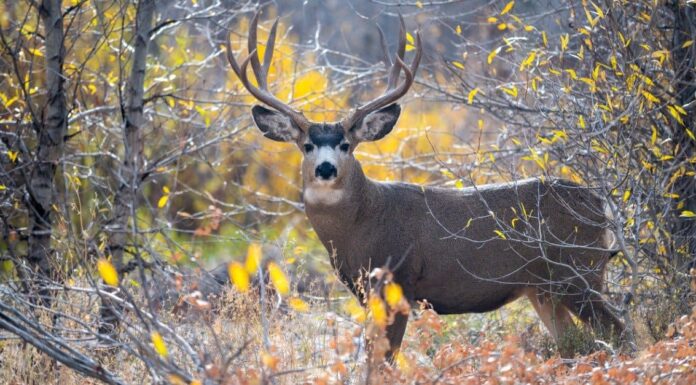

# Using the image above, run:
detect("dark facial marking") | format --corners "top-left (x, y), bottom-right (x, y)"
top-left (308, 123), bottom-right (344, 148)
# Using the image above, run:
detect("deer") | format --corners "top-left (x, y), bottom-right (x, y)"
top-left (226, 13), bottom-right (625, 360)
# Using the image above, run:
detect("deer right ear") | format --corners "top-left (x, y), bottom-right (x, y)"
top-left (351, 103), bottom-right (401, 142)
top-left (251, 105), bottom-right (302, 142)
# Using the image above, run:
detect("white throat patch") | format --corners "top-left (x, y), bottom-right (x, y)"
top-left (304, 184), bottom-right (344, 206)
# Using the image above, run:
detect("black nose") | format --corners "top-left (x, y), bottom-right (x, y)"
top-left (315, 162), bottom-right (337, 180)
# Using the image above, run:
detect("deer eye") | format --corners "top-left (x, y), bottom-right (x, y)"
top-left (303, 144), bottom-right (314, 153)
top-left (339, 143), bottom-right (350, 152)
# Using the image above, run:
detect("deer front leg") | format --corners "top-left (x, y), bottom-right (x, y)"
top-left (384, 311), bottom-right (409, 363)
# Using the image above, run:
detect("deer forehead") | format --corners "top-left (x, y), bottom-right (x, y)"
top-left (307, 124), bottom-right (347, 147)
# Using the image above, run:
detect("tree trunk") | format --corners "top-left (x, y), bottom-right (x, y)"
top-left (25, 0), bottom-right (67, 305)
top-left (99, 0), bottom-right (155, 335)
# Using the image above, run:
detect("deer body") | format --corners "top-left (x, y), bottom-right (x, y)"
top-left (226, 13), bottom-right (624, 360)
top-left (304, 157), bottom-right (620, 323)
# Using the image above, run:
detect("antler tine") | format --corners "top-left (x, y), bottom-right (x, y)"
top-left (342, 22), bottom-right (423, 130)
top-left (227, 12), bottom-right (310, 131)
top-left (247, 13), bottom-right (266, 89)
top-left (263, 18), bottom-right (279, 73)
top-left (377, 26), bottom-right (392, 69)
top-left (387, 15), bottom-right (407, 91)
top-left (226, 33), bottom-right (243, 78)
top-left (410, 30), bottom-right (423, 77)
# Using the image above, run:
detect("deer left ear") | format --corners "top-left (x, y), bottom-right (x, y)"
top-left (251, 105), bottom-right (302, 142)
top-left (351, 104), bottom-right (401, 142)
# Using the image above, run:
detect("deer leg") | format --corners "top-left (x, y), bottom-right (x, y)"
top-left (526, 288), bottom-right (575, 356)
top-left (384, 311), bottom-right (409, 364)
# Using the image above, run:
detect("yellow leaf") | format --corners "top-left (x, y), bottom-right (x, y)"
top-left (455, 25), bottom-right (462, 35)
top-left (519, 50), bottom-right (536, 71)
top-left (494, 230), bottom-right (507, 240)
top-left (151, 331), bottom-right (168, 358)
top-left (641, 90), bottom-right (660, 103)
top-left (245, 243), bottom-right (262, 273)
top-left (680, 210), bottom-right (696, 218)
top-left (157, 194), bottom-right (169, 208)
top-left (162, 186), bottom-right (170, 194)
top-left (368, 296), bottom-right (387, 327)
top-left (565, 69), bottom-right (577, 80)
top-left (167, 375), bottom-right (187, 385)
top-left (454, 179), bottom-right (464, 189)
top-left (261, 351), bottom-right (279, 371)
top-left (406, 32), bottom-right (414, 45)
top-left (394, 351), bottom-right (411, 373)
top-left (487, 17), bottom-right (498, 24)
top-left (0, 184), bottom-right (5, 190)
top-left (501, 85), bottom-right (518, 98)
top-left (467, 87), bottom-right (480, 104)
top-left (622, 189), bottom-right (631, 202)
top-left (28, 47), bottom-right (43, 57)
top-left (500, 1), bottom-right (515, 15)
top-left (415, 0), bottom-right (423, 8)
top-left (288, 297), bottom-right (309, 312)
top-left (384, 282), bottom-right (403, 307)
top-left (578, 115), bottom-right (586, 129)
top-left (487, 46), bottom-right (501, 64)
top-left (97, 259), bottom-right (119, 286)
top-left (497, 23), bottom-right (508, 31)
top-left (228, 262), bottom-right (250, 292)
top-left (268, 262), bottom-right (290, 296)
top-left (541, 31), bottom-right (548, 47)
top-left (452, 61), bottom-right (465, 70)
top-left (682, 40), bottom-right (694, 48)
top-left (7, 150), bottom-right (18, 163)
top-left (590, 1), bottom-right (605, 18)
top-left (579, 77), bottom-right (596, 92)
top-left (651, 125), bottom-right (658, 144)
top-left (667, 105), bottom-right (685, 126)
top-left (343, 298), bottom-right (366, 323)
top-left (560, 34), bottom-right (569, 51)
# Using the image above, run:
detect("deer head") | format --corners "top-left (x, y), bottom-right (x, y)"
top-left (226, 13), bottom-right (422, 203)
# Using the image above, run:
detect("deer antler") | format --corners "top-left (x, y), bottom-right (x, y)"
top-left (341, 15), bottom-right (423, 130)
top-left (226, 12), bottom-right (311, 131)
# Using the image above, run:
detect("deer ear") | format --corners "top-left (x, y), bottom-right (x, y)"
top-left (352, 104), bottom-right (401, 142)
top-left (251, 105), bottom-right (302, 142)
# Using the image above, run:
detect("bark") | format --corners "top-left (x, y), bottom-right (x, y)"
top-left (25, 0), bottom-right (67, 304)
top-left (668, 2), bottom-right (696, 308)
top-left (99, 0), bottom-right (155, 335)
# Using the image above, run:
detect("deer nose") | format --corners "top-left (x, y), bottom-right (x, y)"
top-left (315, 162), bottom-right (337, 180)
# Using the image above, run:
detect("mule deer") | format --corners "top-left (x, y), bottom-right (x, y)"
top-left (226, 13), bottom-right (624, 359)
